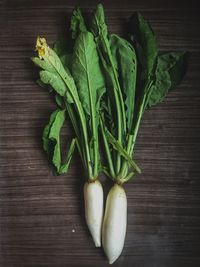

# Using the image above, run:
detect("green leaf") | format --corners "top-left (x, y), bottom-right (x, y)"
top-left (125, 12), bottom-right (159, 146)
top-left (166, 52), bottom-right (188, 89)
top-left (146, 71), bottom-right (171, 108)
top-left (40, 70), bottom-right (67, 97)
top-left (147, 52), bottom-right (188, 107)
top-left (127, 12), bottom-right (158, 117)
top-left (43, 109), bottom-right (59, 155)
top-left (70, 7), bottom-right (87, 40)
top-left (40, 70), bottom-right (73, 104)
top-left (90, 3), bottom-right (108, 37)
top-left (128, 12), bottom-right (158, 76)
top-left (32, 57), bottom-right (56, 73)
top-left (53, 39), bottom-right (74, 106)
top-left (90, 4), bottom-right (126, 136)
top-left (34, 40), bottom-right (73, 104)
top-left (105, 128), bottom-right (141, 174)
top-left (43, 109), bottom-right (76, 174)
top-left (90, 4), bottom-right (128, 175)
top-left (72, 31), bottom-right (105, 117)
top-left (72, 31), bottom-right (105, 178)
top-left (110, 34), bottom-right (137, 132)
top-left (34, 45), bottom-right (78, 104)
top-left (33, 37), bottom-right (94, 179)
top-left (59, 138), bottom-right (76, 174)
top-left (33, 44), bottom-right (78, 99)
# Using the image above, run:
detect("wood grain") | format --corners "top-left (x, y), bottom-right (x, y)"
top-left (0, 0), bottom-right (200, 266)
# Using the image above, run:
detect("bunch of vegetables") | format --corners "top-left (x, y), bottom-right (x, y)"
top-left (32, 4), bottom-right (187, 264)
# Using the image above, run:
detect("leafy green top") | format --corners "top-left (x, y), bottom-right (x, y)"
top-left (32, 5), bottom-right (188, 184)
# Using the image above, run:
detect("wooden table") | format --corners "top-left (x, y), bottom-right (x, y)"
top-left (0, 0), bottom-right (200, 266)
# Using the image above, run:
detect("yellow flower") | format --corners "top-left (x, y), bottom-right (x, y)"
top-left (35, 36), bottom-right (48, 59)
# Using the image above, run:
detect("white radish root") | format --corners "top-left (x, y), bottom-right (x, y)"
top-left (102, 183), bottom-right (127, 264)
top-left (84, 179), bottom-right (104, 247)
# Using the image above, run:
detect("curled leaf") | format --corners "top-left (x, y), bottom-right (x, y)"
top-left (43, 109), bottom-right (76, 174)
top-left (147, 51), bottom-right (188, 108)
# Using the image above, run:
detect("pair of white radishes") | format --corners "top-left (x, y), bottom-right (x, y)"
top-left (84, 180), bottom-right (127, 264)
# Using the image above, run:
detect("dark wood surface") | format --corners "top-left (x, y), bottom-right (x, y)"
top-left (1, 0), bottom-right (200, 266)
